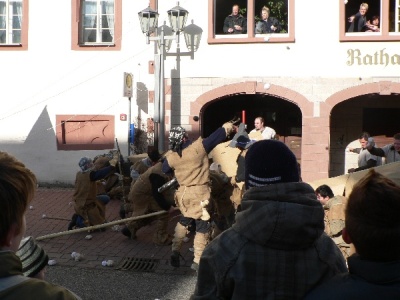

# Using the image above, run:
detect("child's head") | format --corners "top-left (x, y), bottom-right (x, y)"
top-left (0, 152), bottom-right (36, 251)
top-left (17, 236), bottom-right (49, 279)
top-left (345, 169), bottom-right (400, 261)
top-left (371, 15), bottom-right (379, 25)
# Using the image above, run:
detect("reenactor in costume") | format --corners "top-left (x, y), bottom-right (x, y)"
top-left (229, 124), bottom-right (254, 211)
top-left (92, 154), bottom-right (116, 195)
top-left (315, 184), bottom-right (352, 259)
top-left (120, 149), bottom-right (161, 218)
top-left (91, 151), bottom-right (130, 201)
top-left (208, 163), bottom-right (235, 238)
top-left (162, 119), bottom-right (237, 271)
top-left (120, 157), bottom-right (178, 245)
top-left (68, 151), bottom-right (119, 230)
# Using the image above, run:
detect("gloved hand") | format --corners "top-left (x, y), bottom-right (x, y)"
top-left (366, 137), bottom-right (375, 149)
top-left (222, 117), bottom-right (240, 137)
top-left (109, 150), bottom-right (119, 167)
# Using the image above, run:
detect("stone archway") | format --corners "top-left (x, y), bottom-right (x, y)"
top-left (188, 81), bottom-right (331, 182)
top-left (326, 81), bottom-right (400, 177)
top-left (189, 81), bottom-right (312, 135)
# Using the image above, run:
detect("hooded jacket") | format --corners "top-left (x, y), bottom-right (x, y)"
top-left (305, 254), bottom-right (400, 299)
top-left (192, 182), bottom-right (347, 300)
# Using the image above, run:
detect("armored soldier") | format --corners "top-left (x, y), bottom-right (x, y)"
top-left (163, 120), bottom-right (237, 271)
top-left (68, 152), bottom-right (119, 230)
top-left (120, 149), bottom-right (161, 218)
top-left (208, 163), bottom-right (235, 238)
top-left (121, 158), bottom-right (177, 245)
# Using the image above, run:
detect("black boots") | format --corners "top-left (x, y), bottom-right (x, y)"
top-left (67, 214), bottom-right (78, 230)
top-left (170, 251), bottom-right (180, 268)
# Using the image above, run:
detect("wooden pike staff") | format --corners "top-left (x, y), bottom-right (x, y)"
top-left (115, 138), bottom-right (127, 206)
top-left (36, 211), bottom-right (167, 241)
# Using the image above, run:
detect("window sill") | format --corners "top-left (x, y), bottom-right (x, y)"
top-left (78, 42), bottom-right (115, 47)
top-left (0, 43), bottom-right (22, 47)
top-left (340, 33), bottom-right (400, 42)
top-left (208, 34), bottom-right (294, 44)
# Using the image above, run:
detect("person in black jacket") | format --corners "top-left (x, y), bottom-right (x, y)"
top-left (223, 4), bottom-right (247, 34)
top-left (255, 6), bottom-right (281, 34)
top-left (347, 3), bottom-right (368, 32)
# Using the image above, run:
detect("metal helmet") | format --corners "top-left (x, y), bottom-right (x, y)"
top-left (168, 126), bottom-right (187, 151)
top-left (78, 157), bottom-right (93, 172)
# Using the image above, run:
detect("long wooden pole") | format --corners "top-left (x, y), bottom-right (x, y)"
top-left (36, 211), bottom-right (167, 241)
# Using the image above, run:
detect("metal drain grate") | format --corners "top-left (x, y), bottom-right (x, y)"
top-left (115, 257), bottom-right (160, 272)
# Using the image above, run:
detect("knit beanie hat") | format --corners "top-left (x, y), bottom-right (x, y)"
top-left (16, 236), bottom-right (49, 278)
top-left (245, 140), bottom-right (299, 188)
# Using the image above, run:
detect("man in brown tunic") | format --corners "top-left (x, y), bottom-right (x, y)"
top-left (121, 158), bottom-right (177, 245)
top-left (68, 153), bottom-right (119, 230)
top-left (162, 121), bottom-right (237, 271)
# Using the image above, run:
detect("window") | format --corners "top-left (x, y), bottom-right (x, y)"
top-left (56, 115), bottom-right (115, 150)
top-left (71, 0), bottom-right (121, 50)
top-left (0, 0), bottom-right (28, 49)
top-left (208, 0), bottom-right (294, 44)
top-left (340, 0), bottom-right (400, 41)
top-left (81, 0), bottom-right (114, 44)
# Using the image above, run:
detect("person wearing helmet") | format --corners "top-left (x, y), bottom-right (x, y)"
top-left (68, 151), bottom-right (120, 230)
top-left (162, 119), bottom-right (238, 271)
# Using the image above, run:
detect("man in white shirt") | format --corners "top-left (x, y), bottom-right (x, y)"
top-left (250, 116), bottom-right (276, 140)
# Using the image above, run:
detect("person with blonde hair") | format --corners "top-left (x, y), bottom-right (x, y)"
top-left (255, 6), bottom-right (281, 33)
top-left (348, 3), bottom-right (369, 32)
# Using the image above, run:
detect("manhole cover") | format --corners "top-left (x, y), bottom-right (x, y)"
top-left (115, 257), bottom-right (160, 272)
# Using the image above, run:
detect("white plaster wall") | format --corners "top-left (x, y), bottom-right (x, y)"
top-left (0, 0), bottom-right (399, 184)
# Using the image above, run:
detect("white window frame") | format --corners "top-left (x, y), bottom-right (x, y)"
top-left (80, 0), bottom-right (114, 45)
top-left (340, 0), bottom-right (400, 42)
top-left (208, 0), bottom-right (295, 44)
top-left (0, 0), bottom-right (22, 45)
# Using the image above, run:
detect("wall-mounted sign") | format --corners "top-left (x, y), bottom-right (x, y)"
top-left (347, 49), bottom-right (400, 66)
top-left (123, 72), bottom-right (133, 97)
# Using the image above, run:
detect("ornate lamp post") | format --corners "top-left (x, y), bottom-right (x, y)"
top-left (138, 2), bottom-right (202, 152)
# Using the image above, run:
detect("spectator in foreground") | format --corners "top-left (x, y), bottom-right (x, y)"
top-left (192, 140), bottom-right (347, 299)
top-left (0, 151), bottom-right (80, 299)
top-left (306, 169), bottom-right (400, 299)
top-left (16, 236), bottom-right (49, 280)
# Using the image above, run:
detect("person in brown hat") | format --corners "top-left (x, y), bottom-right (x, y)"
top-left (0, 151), bottom-right (80, 299)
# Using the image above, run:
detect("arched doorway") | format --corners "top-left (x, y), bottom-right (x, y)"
top-left (329, 93), bottom-right (400, 177)
top-left (201, 93), bottom-right (302, 160)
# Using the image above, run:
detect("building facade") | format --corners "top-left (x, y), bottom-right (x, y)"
top-left (0, 0), bottom-right (399, 184)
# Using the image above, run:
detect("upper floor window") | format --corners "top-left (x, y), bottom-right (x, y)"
top-left (71, 0), bottom-right (121, 50)
top-left (340, 0), bottom-right (400, 41)
top-left (208, 0), bottom-right (294, 44)
top-left (0, 0), bottom-right (22, 44)
top-left (80, 0), bottom-right (114, 45)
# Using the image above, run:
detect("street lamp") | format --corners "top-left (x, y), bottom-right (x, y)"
top-left (138, 2), bottom-right (202, 152)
